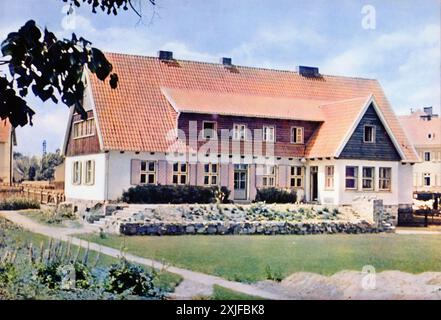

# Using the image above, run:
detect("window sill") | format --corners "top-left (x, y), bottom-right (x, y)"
top-left (73, 134), bottom-right (95, 140)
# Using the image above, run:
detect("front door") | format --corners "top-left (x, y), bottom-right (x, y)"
top-left (310, 166), bottom-right (318, 202)
top-left (234, 164), bottom-right (248, 200)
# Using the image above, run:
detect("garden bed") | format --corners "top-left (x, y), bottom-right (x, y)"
top-left (99, 203), bottom-right (391, 235)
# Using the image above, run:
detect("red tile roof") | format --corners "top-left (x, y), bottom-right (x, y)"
top-left (399, 111), bottom-right (441, 147)
top-left (161, 87), bottom-right (327, 121)
top-left (306, 96), bottom-right (370, 158)
top-left (89, 52), bottom-right (418, 161)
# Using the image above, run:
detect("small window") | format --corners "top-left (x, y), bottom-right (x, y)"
top-left (345, 166), bottom-right (358, 190)
top-left (172, 162), bottom-right (188, 185)
top-left (140, 161), bottom-right (156, 184)
top-left (203, 163), bottom-right (219, 186)
top-left (363, 125), bottom-right (375, 143)
top-left (362, 167), bottom-right (375, 190)
top-left (379, 167), bottom-right (392, 191)
top-left (72, 161), bottom-right (82, 185)
top-left (73, 118), bottom-right (95, 139)
top-left (263, 126), bottom-right (275, 142)
top-left (202, 121), bottom-right (217, 139)
top-left (233, 124), bottom-right (247, 140)
top-left (291, 127), bottom-right (304, 144)
top-left (424, 152), bottom-right (431, 162)
top-left (423, 173), bottom-right (431, 187)
top-left (325, 166), bottom-right (334, 190)
top-left (290, 166), bottom-right (304, 188)
top-left (262, 165), bottom-right (276, 187)
top-left (85, 160), bottom-right (95, 185)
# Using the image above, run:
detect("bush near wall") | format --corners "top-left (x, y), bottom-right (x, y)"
top-left (0, 197), bottom-right (41, 210)
top-left (255, 188), bottom-right (296, 204)
top-left (122, 185), bottom-right (231, 204)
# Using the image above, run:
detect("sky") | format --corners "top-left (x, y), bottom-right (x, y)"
top-left (0, 0), bottom-right (440, 155)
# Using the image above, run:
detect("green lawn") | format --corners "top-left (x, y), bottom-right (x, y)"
top-left (79, 233), bottom-right (441, 283)
top-left (212, 285), bottom-right (264, 300)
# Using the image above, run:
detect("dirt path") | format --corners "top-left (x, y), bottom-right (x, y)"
top-left (0, 211), bottom-right (283, 300)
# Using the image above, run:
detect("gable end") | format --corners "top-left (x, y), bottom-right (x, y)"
top-left (338, 103), bottom-right (401, 161)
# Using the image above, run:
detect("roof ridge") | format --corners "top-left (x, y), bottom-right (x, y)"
top-left (318, 95), bottom-right (372, 107)
top-left (104, 51), bottom-right (378, 82)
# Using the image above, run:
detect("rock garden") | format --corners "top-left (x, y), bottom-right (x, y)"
top-left (92, 202), bottom-right (391, 236)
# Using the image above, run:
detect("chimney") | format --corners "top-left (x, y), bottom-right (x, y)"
top-left (158, 50), bottom-right (173, 61)
top-left (297, 66), bottom-right (320, 77)
top-left (423, 106), bottom-right (433, 116)
top-left (221, 57), bottom-right (232, 67)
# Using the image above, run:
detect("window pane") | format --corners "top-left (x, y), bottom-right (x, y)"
top-left (140, 174), bottom-right (146, 184)
top-left (148, 174), bottom-right (155, 184)
top-left (141, 161), bottom-right (146, 171)
top-left (173, 163), bottom-right (178, 172)
top-left (346, 167), bottom-right (355, 177)
top-left (211, 176), bottom-right (217, 185)
top-left (292, 128), bottom-right (297, 143)
top-left (363, 167), bottom-right (373, 177)
top-left (363, 180), bottom-right (372, 189)
top-left (181, 163), bottom-right (187, 172)
top-left (173, 175), bottom-right (178, 184)
top-left (212, 164), bottom-right (218, 173)
top-left (204, 164), bottom-right (210, 173)
top-left (346, 179), bottom-right (356, 189)
top-left (204, 176), bottom-right (209, 185)
top-left (180, 175), bottom-right (187, 184)
top-left (148, 162), bottom-right (155, 172)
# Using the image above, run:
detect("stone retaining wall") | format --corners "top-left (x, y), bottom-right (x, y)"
top-left (119, 220), bottom-right (385, 236)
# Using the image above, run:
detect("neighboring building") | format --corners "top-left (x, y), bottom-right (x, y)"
top-left (53, 162), bottom-right (65, 190)
top-left (399, 107), bottom-right (441, 193)
top-left (0, 121), bottom-right (16, 185)
top-left (62, 51), bottom-right (418, 210)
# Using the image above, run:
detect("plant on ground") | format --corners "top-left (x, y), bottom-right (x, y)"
top-left (255, 188), bottom-right (296, 203)
top-left (0, 197), bottom-right (40, 210)
top-left (264, 264), bottom-right (283, 282)
top-left (104, 258), bottom-right (164, 299)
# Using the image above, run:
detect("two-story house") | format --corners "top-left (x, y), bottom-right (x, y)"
top-left (62, 51), bottom-right (418, 211)
top-left (399, 107), bottom-right (441, 193)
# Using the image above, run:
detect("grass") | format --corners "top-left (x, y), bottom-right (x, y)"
top-left (1, 218), bottom-right (182, 293)
top-left (78, 233), bottom-right (441, 283)
top-left (18, 209), bottom-right (82, 228)
top-left (212, 285), bottom-right (264, 300)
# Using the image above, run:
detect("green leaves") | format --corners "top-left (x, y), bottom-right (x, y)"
top-left (0, 19), bottom-right (118, 127)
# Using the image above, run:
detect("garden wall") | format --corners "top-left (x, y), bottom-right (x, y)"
top-left (119, 220), bottom-right (384, 236)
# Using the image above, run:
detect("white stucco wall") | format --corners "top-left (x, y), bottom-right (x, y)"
top-left (308, 159), bottom-right (411, 206)
top-left (65, 153), bottom-right (107, 201)
top-left (106, 151), bottom-right (168, 200)
top-left (398, 163), bottom-right (414, 205)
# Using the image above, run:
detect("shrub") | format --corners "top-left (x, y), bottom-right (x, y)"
top-left (121, 185), bottom-right (230, 204)
top-left (0, 197), bottom-right (40, 210)
top-left (264, 265), bottom-right (283, 282)
top-left (104, 258), bottom-right (164, 298)
top-left (255, 188), bottom-right (296, 204)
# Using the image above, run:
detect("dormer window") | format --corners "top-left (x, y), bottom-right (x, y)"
top-left (291, 127), bottom-right (304, 144)
top-left (263, 125), bottom-right (275, 142)
top-left (233, 124), bottom-right (247, 140)
top-left (363, 125), bottom-right (376, 143)
top-left (202, 121), bottom-right (217, 139)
